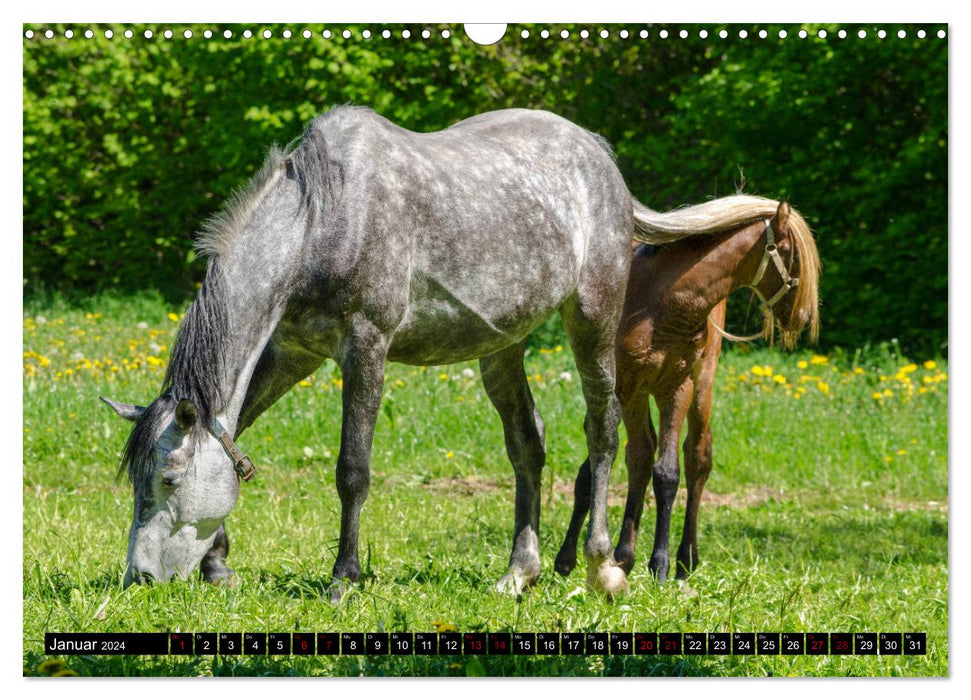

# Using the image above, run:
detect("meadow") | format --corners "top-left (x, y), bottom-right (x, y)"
top-left (22, 293), bottom-right (948, 677)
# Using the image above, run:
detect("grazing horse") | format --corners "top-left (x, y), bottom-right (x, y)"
top-left (554, 196), bottom-right (821, 582)
top-left (101, 106), bottom-right (641, 599)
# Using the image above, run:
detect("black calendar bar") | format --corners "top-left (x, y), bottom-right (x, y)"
top-left (42, 632), bottom-right (928, 656)
top-left (45, 633), bottom-right (169, 655)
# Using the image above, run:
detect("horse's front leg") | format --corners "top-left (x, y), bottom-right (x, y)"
top-left (648, 385), bottom-right (692, 582)
top-left (676, 336), bottom-right (720, 578)
top-left (553, 457), bottom-right (590, 577)
top-left (200, 523), bottom-right (235, 586)
top-left (480, 342), bottom-right (546, 595)
top-left (330, 323), bottom-right (389, 603)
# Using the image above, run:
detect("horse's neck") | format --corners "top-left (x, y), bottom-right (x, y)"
top-left (667, 223), bottom-right (765, 317)
top-left (203, 262), bottom-right (286, 436)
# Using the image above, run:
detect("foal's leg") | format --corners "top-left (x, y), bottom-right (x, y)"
top-left (480, 342), bottom-right (546, 595)
top-left (613, 395), bottom-right (657, 574)
top-left (553, 457), bottom-right (590, 577)
top-left (675, 388), bottom-right (713, 578)
top-left (200, 523), bottom-right (235, 586)
top-left (648, 386), bottom-right (692, 582)
top-left (330, 323), bottom-right (389, 603)
top-left (561, 297), bottom-right (628, 595)
top-left (676, 340), bottom-right (720, 578)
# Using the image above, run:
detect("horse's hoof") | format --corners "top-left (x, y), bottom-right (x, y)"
top-left (586, 560), bottom-right (629, 597)
top-left (553, 549), bottom-right (577, 577)
top-left (613, 546), bottom-right (635, 575)
top-left (496, 566), bottom-right (538, 596)
top-left (329, 580), bottom-right (349, 604)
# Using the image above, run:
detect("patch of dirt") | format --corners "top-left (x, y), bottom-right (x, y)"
top-left (413, 476), bottom-right (947, 513)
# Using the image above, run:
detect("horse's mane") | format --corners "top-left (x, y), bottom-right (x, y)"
top-left (121, 115), bottom-right (349, 485)
top-left (632, 194), bottom-right (821, 348)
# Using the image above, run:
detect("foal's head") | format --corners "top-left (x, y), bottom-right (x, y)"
top-left (746, 201), bottom-right (821, 349)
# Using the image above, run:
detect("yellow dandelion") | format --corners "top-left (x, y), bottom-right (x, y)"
top-left (797, 360), bottom-right (808, 370)
top-left (394, 379), bottom-right (405, 387)
top-left (923, 360), bottom-right (937, 370)
top-left (896, 449), bottom-right (907, 456)
top-left (298, 380), bottom-right (313, 387)
top-left (853, 367), bottom-right (865, 375)
top-left (810, 355), bottom-right (829, 365)
top-left (455, 396), bottom-right (466, 403)
top-left (884, 456), bottom-right (893, 463)
top-left (872, 392), bottom-right (883, 400)
top-left (817, 382), bottom-right (830, 395)
top-left (900, 363), bottom-right (918, 373)
top-left (772, 374), bottom-right (786, 384)
top-left (439, 373), bottom-right (448, 380)
top-left (167, 312), bottom-right (180, 322)
top-left (445, 451), bottom-right (454, 459)
top-left (555, 345), bottom-right (563, 353)
top-left (883, 389), bottom-right (893, 397)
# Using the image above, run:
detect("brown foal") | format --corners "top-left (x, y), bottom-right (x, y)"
top-left (555, 196), bottom-right (821, 582)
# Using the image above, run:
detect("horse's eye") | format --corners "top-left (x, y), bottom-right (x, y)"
top-left (160, 468), bottom-right (184, 487)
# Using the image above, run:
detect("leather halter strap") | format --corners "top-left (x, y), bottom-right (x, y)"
top-left (708, 218), bottom-right (799, 344)
top-left (748, 219), bottom-right (799, 310)
top-left (207, 416), bottom-right (256, 482)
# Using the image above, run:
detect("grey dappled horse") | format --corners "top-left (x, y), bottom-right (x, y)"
top-left (103, 107), bottom-right (634, 600)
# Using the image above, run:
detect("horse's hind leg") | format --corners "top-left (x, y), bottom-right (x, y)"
top-left (561, 295), bottom-right (628, 595)
top-left (330, 323), bottom-right (389, 603)
top-left (613, 394), bottom-right (657, 574)
top-left (480, 342), bottom-right (546, 595)
top-left (200, 523), bottom-right (235, 586)
top-left (553, 457), bottom-right (590, 576)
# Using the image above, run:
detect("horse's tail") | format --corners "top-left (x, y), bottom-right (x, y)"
top-left (631, 195), bottom-right (777, 245)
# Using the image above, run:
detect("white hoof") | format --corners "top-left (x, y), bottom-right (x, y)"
top-left (587, 560), bottom-right (630, 596)
top-left (496, 567), bottom-right (536, 595)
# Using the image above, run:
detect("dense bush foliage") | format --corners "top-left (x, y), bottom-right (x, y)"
top-left (23, 24), bottom-right (947, 352)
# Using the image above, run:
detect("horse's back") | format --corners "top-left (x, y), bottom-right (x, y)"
top-left (297, 107), bottom-right (632, 363)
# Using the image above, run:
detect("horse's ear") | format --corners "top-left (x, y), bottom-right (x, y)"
top-left (774, 200), bottom-right (791, 239)
top-left (100, 397), bottom-right (146, 422)
top-left (175, 399), bottom-right (199, 432)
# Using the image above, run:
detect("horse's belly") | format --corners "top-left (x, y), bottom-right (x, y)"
top-left (387, 278), bottom-right (569, 364)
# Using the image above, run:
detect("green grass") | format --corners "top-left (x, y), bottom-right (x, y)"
top-left (22, 294), bottom-right (948, 677)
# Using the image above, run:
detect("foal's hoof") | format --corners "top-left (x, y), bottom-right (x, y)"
top-left (496, 566), bottom-right (539, 596)
top-left (202, 566), bottom-right (237, 588)
top-left (612, 545), bottom-right (636, 575)
top-left (586, 560), bottom-right (629, 597)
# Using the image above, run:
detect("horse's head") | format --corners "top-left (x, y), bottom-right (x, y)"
top-left (749, 200), bottom-right (821, 349)
top-left (102, 395), bottom-right (242, 586)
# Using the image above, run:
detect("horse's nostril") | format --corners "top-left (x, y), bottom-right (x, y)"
top-left (125, 568), bottom-right (156, 587)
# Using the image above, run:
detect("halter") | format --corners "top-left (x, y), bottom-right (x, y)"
top-left (709, 218), bottom-right (799, 344)
top-left (207, 416), bottom-right (256, 482)
top-left (748, 218), bottom-right (799, 310)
